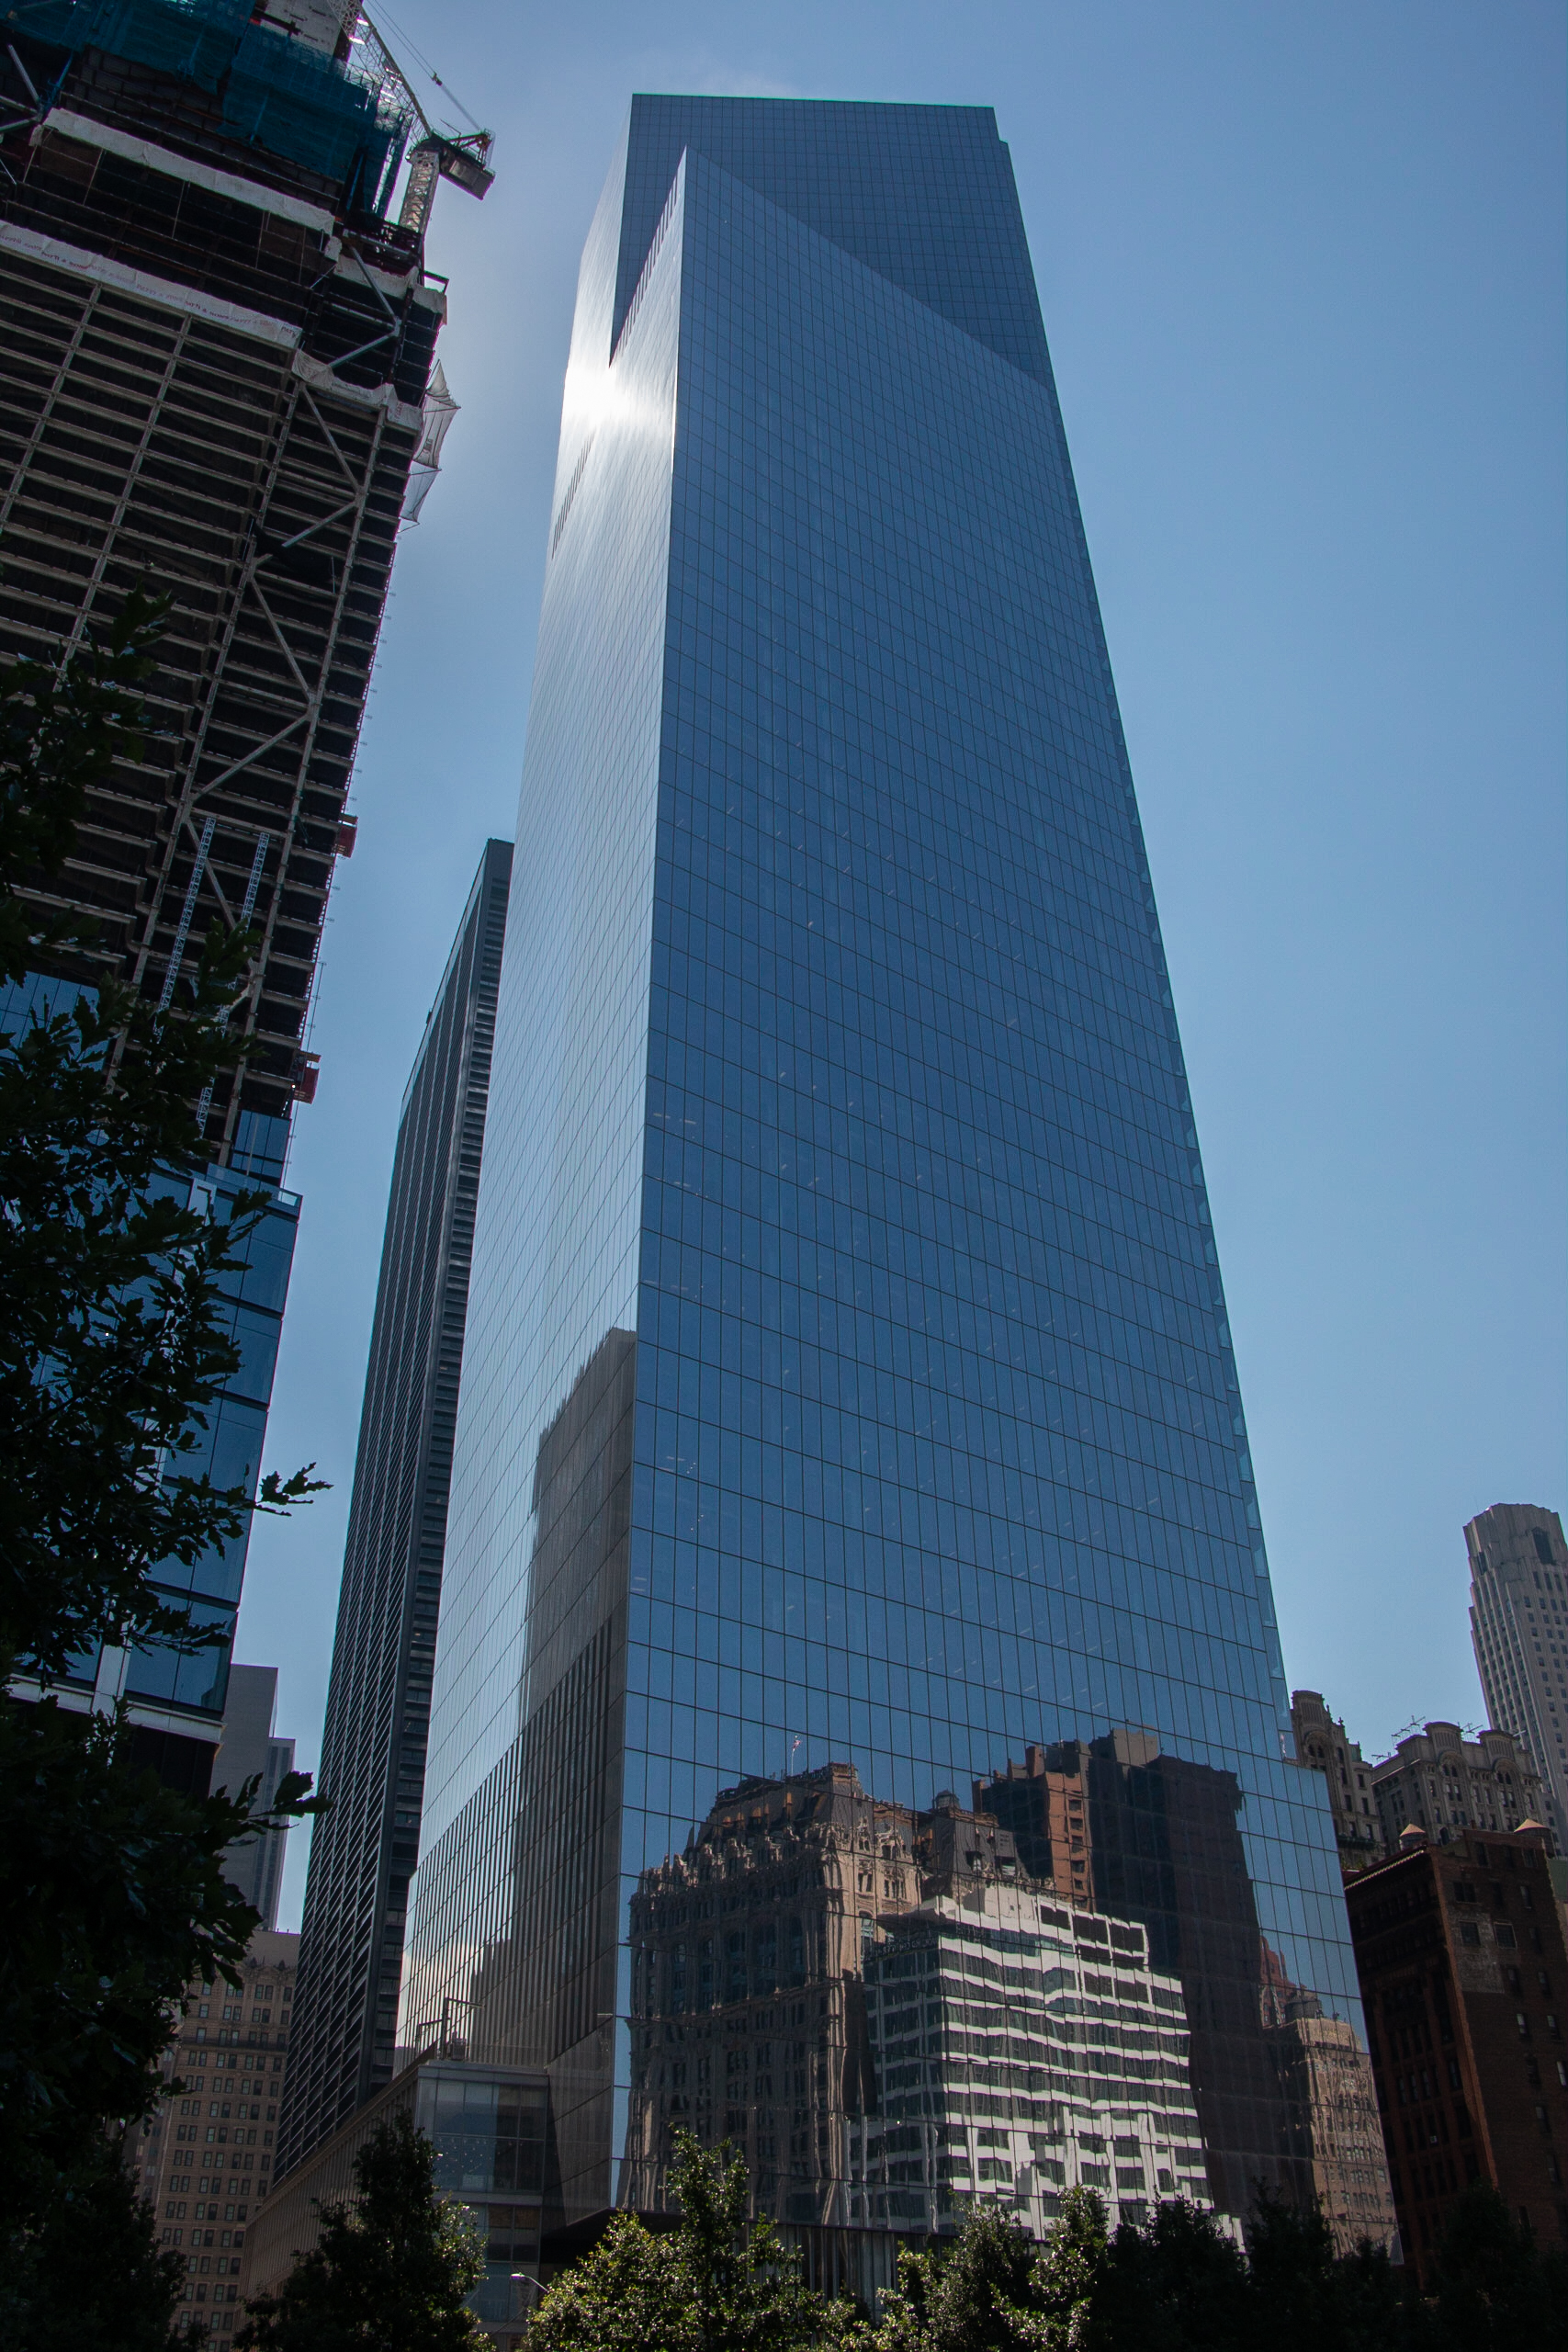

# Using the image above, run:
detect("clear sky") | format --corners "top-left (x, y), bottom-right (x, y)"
top-left (234, 1), bottom-right (1566, 1929)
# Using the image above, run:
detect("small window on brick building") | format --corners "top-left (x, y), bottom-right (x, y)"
top-left (1534, 1529), bottom-right (1555, 1566)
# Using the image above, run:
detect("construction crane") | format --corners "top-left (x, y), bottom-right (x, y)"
top-left (357, 10), bottom-right (494, 236)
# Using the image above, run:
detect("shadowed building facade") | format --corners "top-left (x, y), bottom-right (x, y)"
top-left (400, 95), bottom-right (1376, 2256)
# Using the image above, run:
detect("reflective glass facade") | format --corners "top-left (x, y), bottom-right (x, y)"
top-left (2, 974), bottom-right (299, 1745)
top-left (121, 1153), bottom-right (299, 1721)
top-left (406, 96), bottom-right (1381, 2256)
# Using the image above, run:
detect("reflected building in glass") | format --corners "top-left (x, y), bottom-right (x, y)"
top-left (852, 1879), bottom-right (1211, 2238)
top-left (403, 95), bottom-right (1383, 2263)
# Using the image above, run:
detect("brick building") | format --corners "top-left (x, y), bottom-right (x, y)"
top-left (125, 1928), bottom-right (298, 2344)
top-left (1344, 1825), bottom-right (1567, 2279)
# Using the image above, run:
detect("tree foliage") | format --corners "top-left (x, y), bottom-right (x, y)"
top-left (525, 2150), bottom-right (1568, 2352)
top-left (870, 2194), bottom-right (1107, 2351)
top-left (863, 2181), bottom-right (1567, 2352)
top-left (1420, 2185), bottom-right (1568, 2350)
top-left (0, 1690), bottom-right (310, 2225)
top-left (0, 594), bottom-right (321, 2339)
top-left (525, 2131), bottom-right (866, 2350)
top-left (235, 2115), bottom-right (487, 2352)
top-left (0, 589), bottom-right (320, 1679)
top-left (0, 2136), bottom-right (209, 2352)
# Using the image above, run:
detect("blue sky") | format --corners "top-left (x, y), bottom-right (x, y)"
top-left (235, 1), bottom-right (1566, 1927)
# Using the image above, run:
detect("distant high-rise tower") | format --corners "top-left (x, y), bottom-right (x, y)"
top-left (0, 0), bottom-right (488, 1780)
top-left (280, 841), bottom-right (512, 2177)
top-left (215, 1662), bottom-right (297, 1930)
top-left (402, 96), bottom-right (1370, 2249)
top-left (1468, 1504), bottom-right (1568, 1844)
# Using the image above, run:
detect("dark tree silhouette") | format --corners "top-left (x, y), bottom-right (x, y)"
top-left (1, 595), bottom-right (319, 2335)
top-left (236, 2116), bottom-right (487, 2351)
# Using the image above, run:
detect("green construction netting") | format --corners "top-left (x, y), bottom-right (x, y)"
top-left (223, 24), bottom-right (402, 198)
top-left (5, 0), bottom-right (410, 210)
top-left (6, 0), bottom-right (251, 91)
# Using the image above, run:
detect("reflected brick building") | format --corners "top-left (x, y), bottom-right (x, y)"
top-left (981, 1736), bottom-right (1393, 2241)
top-left (980, 1734), bottom-right (1299, 2215)
top-left (624, 1757), bottom-right (1213, 2284)
top-left (967, 1744), bottom-right (1093, 1908)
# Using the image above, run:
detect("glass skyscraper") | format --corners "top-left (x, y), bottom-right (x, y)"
top-left (404, 96), bottom-right (1378, 2263)
top-left (283, 841), bottom-right (513, 2175)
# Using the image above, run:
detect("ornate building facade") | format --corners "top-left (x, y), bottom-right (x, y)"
top-left (621, 1762), bottom-right (919, 2225)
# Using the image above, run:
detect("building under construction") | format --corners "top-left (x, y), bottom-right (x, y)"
top-left (0, 0), bottom-right (486, 1169)
top-left (0, 0), bottom-right (487, 1776)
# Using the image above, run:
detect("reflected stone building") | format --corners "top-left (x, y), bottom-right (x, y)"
top-left (621, 1763), bottom-right (917, 2226)
top-left (1260, 1952), bottom-right (1397, 2256)
top-left (623, 1758), bottom-right (1211, 2265)
top-left (620, 1747), bottom-right (1394, 2267)
top-left (401, 94), bottom-right (1382, 2255)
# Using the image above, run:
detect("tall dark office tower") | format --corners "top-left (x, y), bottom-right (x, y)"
top-left (280, 841), bottom-right (513, 2175)
top-left (0, 0), bottom-right (487, 1776)
top-left (404, 98), bottom-right (1371, 2253)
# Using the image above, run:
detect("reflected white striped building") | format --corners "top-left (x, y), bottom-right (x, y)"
top-left (851, 1883), bottom-right (1209, 2235)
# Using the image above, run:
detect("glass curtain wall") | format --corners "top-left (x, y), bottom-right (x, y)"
top-left (404, 97), bottom-right (1385, 2262)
